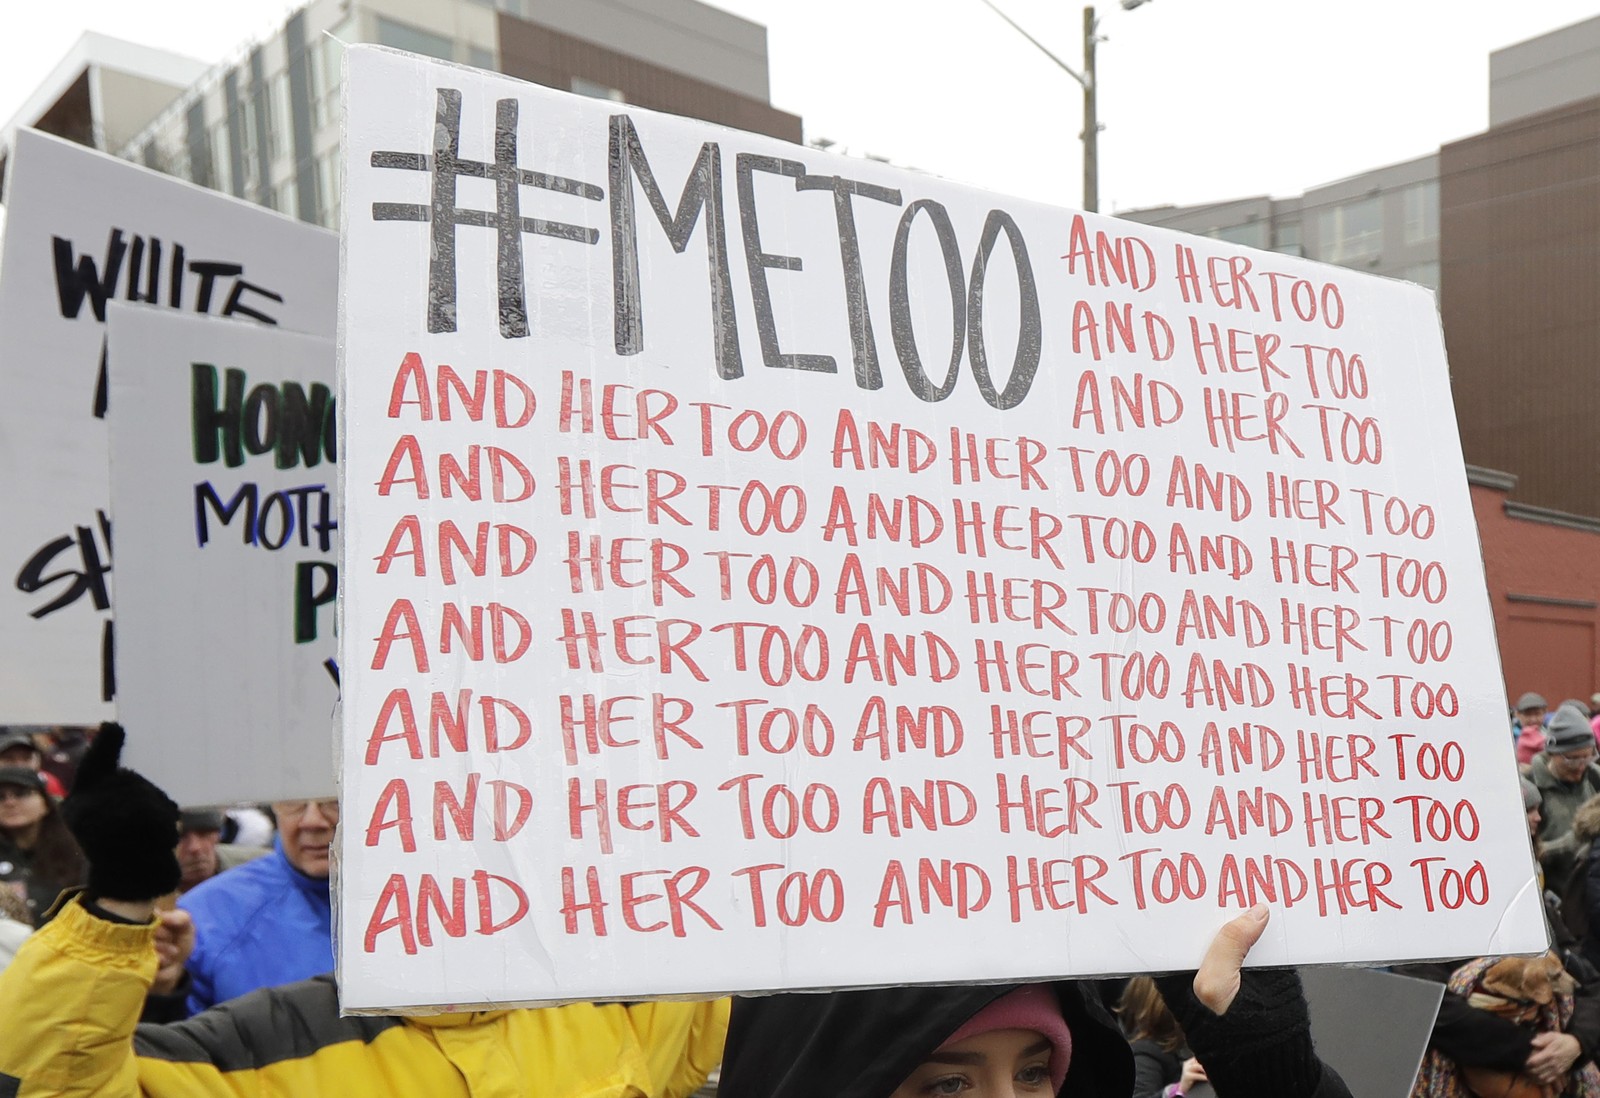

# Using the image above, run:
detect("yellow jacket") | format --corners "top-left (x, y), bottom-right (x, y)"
top-left (0, 899), bottom-right (729, 1097)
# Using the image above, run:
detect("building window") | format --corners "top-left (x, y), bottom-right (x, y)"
top-left (1319, 197), bottom-right (1382, 264)
top-left (1403, 181), bottom-right (1438, 245)
top-left (572, 77), bottom-right (625, 103)
top-left (465, 0), bottom-right (528, 14)
top-left (269, 177), bottom-right (299, 219)
top-left (1209, 221), bottom-right (1267, 250)
top-left (316, 149), bottom-right (342, 230)
top-left (236, 94), bottom-right (261, 195)
top-left (1400, 261), bottom-right (1440, 291)
top-left (468, 45), bottom-right (496, 71)
top-left (210, 118), bottom-right (233, 196)
top-left (375, 16), bottom-right (455, 63)
top-left (1274, 220), bottom-right (1303, 256)
top-left (255, 71), bottom-right (292, 168)
top-left (310, 36), bottom-right (344, 132)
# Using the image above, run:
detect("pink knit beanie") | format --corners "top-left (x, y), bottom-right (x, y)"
top-left (938, 985), bottom-right (1073, 1093)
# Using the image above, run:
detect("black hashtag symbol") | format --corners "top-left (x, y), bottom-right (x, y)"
top-left (371, 88), bottom-right (604, 338)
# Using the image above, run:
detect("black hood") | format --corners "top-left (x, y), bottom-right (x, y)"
top-left (718, 981), bottom-right (1134, 1098)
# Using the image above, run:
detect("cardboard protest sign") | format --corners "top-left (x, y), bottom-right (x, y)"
top-left (338, 45), bottom-right (1544, 1011)
top-left (0, 129), bottom-right (338, 724)
top-left (1301, 967), bottom-right (1445, 1096)
top-left (105, 306), bottom-right (337, 806)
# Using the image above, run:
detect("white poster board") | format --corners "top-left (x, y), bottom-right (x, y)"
top-left (338, 45), bottom-right (1545, 1011)
top-left (106, 306), bottom-right (337, 806)
top-left (0, 130), bottom-right (338, 723)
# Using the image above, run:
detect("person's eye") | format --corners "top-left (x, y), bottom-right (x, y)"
top-left (924, 1075), bottom-right (970, 1096)
top-left (1016, 1063), bottom-right (1051, 1089)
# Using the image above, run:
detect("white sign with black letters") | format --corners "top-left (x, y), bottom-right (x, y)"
top-left (107, 306), bottom-right (337, 805)
top-left (0, 130), bottom-right (337, 723)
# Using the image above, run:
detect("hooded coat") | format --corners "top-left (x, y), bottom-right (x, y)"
top-left (718, 970), bottom-right (1348, 1098)
top-left (1556, 795), bottom-right (1600, 968)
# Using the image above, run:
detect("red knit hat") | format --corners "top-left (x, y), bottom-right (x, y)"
top-left (938, 984), bottom-right (1073, 1093)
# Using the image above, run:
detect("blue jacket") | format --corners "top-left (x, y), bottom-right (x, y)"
top-left (178, 839), bottom-right (332, 1014)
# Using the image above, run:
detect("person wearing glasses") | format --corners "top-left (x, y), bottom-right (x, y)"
top-left (177, 795), bottom-right (339, 1014)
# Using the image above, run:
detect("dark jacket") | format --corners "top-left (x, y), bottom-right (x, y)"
top-left (1551, 796), bottom-right (1600, 969)
top-left (717, 970), bottom-right (1349, 1098)
top-left (1129, 1037), bottom-right (1186, 1098)
top-left (0, 829), bottom-right (85, 924)
top-left (1396, 951), bottom-right (1600, 1072)
top-left (1532, 753), bottom-right (1600, 855)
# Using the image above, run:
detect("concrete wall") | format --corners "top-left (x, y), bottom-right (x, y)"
top-left (1492, 15), bottom-right (1600, 127)
top-left (1298, 153), bottom-right (1439, 285)
top-left (97, 69), bottom-right (192, 155)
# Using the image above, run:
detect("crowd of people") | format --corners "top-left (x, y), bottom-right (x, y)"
top-left (1394, 691), bottom-right (1600, 1096)
top-left (4, 693), bottom-right (1600, 1095)
top-left (0, 723), bottom-right (1353, 1097)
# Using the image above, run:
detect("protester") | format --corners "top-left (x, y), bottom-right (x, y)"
top-left (1532, 707), bottom-right (1600, 870)
top-left (718, 906), bottom-right (1348, 1098)
top-left (177, 795), bottom-right (335, 1012)
top-left (1401, 780), bottom-right (1600, 1096)
top-left (35, 725), bottom-right (89, 794)
top-left (0, 726), bottom-right (728, 1095)
top-left (174, 809), bottom-right (266, 895)
top-left (1557, 794), bottom-right (1600, 971)
top-left (175, 811), bottom-right (223, 895)
top-left (1516, 692), bottom-right (1551, 743)
top-left (0, 731), bottom-right (66, 798)
top-left (1119, 975), bottom-right (1207, 1098)
top-left (0, 765), bottom-right (85, 923)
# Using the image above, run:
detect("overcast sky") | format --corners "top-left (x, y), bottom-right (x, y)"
top-left (2, 1), bottom-right (1598, 213)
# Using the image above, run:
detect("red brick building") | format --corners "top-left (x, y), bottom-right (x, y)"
top-left (1469, 466), bottom-right (1600, 703)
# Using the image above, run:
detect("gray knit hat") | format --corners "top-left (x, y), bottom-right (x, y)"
top-left (1546, 705), bottom-right (1596, 755)
top-left (1522, 777), bottom-right (1543, 810)
top-left (1517, 692), bottom-right (1549, 712)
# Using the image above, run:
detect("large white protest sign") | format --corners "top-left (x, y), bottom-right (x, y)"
top-left (0, 130), bottom-right (338, 723)
top-left (106, 306), bottom-right (337, 806)
top-left (338, 45), bottom-right (1544, 1011)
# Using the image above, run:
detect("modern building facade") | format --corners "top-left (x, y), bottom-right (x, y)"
top-left (1119, 14), bottom-right (1600, 705)
top-left (5, 0), bottom-right (800, 231)
top-left (1119, 154), bottom-right (1440, 293)
top-left (0, 32), bottom-right (209, 199)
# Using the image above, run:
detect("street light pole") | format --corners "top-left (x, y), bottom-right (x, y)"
top-left (1082, 6), bottom-right (1099, 213)
top-left (979, 1), bottom-right (1146, 213)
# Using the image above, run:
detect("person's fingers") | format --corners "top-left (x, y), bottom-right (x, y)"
top-left (156, 909), bottom-right (191, 931)
top-left (1192, 904), bottom-right (1270, 1014)
top-left (73, 722), bottom-right (126, 790)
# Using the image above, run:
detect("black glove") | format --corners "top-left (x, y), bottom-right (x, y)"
top-left (1155, 968), bottom-right (1329, 1098)
top-left (60, 722), bottom-right (181, 902)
